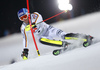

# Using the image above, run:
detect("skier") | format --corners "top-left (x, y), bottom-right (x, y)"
top-left (17, 8), bottom-right (93, 59)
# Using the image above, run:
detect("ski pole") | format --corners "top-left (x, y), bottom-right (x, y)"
top-left (26, 0), bottom-right (40, 56)
top-left (25, 10), bottom-right (67, 32)
top-left (34, 10), bottom-right (67, 26)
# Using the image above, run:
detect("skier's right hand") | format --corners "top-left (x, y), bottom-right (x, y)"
top-left (21, 48), bottom-right (29, 60)
top-left (25, 24), bottom-right (36, 31)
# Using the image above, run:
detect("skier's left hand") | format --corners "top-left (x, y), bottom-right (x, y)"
top-left (21, 48), bottom-right (29, 60)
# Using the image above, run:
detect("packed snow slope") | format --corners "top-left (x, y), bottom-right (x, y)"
top-left (0, 12), bottom-right (100, 70)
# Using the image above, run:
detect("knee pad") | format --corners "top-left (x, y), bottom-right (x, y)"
top-left (39, 38), bottom-right (63, 47)
top-left (64, 33), bottom-right (87, 41)
top-left (64, 33), bottom-right (78, 39)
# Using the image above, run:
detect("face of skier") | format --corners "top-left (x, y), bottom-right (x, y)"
top-left (19, 15), bottom-right (28, 21)
top-left (19, 15), bottom-right (29, 24)
top-left (23, 16), bottom-right (29, 24)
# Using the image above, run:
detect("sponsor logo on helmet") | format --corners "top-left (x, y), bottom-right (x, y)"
top-left (18, 12), bottom-right (24, 17)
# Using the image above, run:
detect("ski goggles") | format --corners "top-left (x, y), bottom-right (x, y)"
top-left (19, 15), bottom-right (28, 21)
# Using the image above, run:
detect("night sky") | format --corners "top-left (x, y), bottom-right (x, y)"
top-left (0, 0), bottom-right (100, 37)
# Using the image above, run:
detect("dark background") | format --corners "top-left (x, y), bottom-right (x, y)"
top-left (0, 0), bottom-right (100, 37)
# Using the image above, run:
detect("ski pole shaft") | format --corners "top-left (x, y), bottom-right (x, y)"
top-left (34, 10), bottom-right (67, 26)
top-left (43, 10), bottom-right (66, 22)
top-left (26, 0), bottom-right (40, 56)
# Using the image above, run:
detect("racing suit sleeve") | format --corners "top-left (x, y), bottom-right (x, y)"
top-left (21, 25), bottom-right (29, 49)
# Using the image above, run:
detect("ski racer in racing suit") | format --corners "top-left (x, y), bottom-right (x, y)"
top-left (17, 8), bottom-right (93, 59)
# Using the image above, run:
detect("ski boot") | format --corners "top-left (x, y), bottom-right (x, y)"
top-left (53, 41), bottom-right (70, 55)
top-left (83, 35), bottom-right (94, 47)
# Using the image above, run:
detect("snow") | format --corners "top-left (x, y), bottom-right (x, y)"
top-left (0, 12), bottom-right (100, 70)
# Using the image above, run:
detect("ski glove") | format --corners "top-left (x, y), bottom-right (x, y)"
top-left (25, 24), bottom-right (37, 31)
top-left (21, 48), bottom-right (29, 60)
